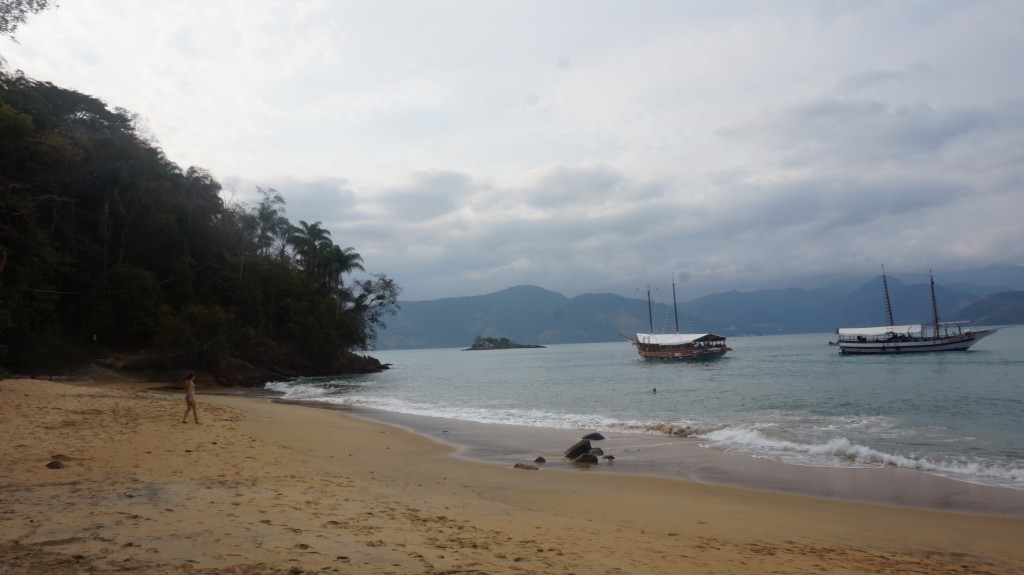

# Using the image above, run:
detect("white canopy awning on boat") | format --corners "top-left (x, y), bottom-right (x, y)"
top-left (636, 333), bottom-right (725, 344)
top-left (836, 325), bottom-right (921, 336)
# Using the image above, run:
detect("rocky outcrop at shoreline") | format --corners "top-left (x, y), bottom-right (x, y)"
top-left (15, 347), bottom-right (389, 388)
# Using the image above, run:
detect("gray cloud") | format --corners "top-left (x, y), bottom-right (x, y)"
top-left (721, 97), bottom-right (998, 169)
top-left (6, 1), bottom-right (1024, 300)
top-left (374, 170), bottom-right (483, 220)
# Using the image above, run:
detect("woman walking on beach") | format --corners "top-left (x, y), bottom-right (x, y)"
top-left (182, 371), bottom-right (199, 424)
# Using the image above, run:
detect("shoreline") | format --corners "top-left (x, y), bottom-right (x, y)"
top-left (4, 377), bottom-right (1024, 574)
top-left (277, 397), bottom-right (1024, 517)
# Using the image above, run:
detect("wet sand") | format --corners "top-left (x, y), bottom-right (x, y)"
top-left (3, 377), bottom-right (1024, 574)
top-left (360, 407), bottom-right (1024, 516)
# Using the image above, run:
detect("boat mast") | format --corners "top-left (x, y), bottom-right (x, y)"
top-left (929, 270), bottom-right (941, 338)
top-left (646, 286), bottom-right (654, 333)
top-left (671, 275), bottom-right (680, 333)
top-left (881, 265), bottom-right (895, 327)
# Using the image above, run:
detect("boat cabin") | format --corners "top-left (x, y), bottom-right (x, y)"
top-left (634, 333), bottom-right (731, 359)
top-left (835, 325), bottom-right (922, 343)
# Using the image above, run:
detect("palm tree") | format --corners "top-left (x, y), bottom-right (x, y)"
top-left (320, 245), bottom-right (365, 321)
top-left (252, 187), bottom-right (290, 258)
top-left (286, 220), bottom-right (332, 279)
top-left (322, 245), bottom-right (365, 294)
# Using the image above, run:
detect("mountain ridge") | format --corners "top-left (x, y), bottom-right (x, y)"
top-left (375, 275), bottom-right (1024, 350)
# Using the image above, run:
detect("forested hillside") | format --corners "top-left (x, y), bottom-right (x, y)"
top-left (0, 69), bottom-right (400, 383)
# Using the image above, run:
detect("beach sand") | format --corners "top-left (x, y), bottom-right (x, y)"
top-left (2, 378), bottom-right (1023, 574)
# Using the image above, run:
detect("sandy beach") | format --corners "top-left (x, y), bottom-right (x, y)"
top-left (3, 378), bottom-right (1024, 574)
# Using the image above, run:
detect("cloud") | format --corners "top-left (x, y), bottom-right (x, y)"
top-left (374, 170), bottom-right (483, 221)
top-left (719, 96), bottom-right (1000, 170)
top-left (5, 0), bottom-right (1024, 300)
top-left (834, 69), bottom-right (912, 95)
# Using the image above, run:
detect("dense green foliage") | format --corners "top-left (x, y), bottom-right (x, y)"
top-left (0, 69), bottom-right (400, 375)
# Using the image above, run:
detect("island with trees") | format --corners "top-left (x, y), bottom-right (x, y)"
top-left (464, 337), bottom-right (545, 351)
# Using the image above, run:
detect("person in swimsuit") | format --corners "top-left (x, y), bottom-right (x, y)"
top-left (182, 371), bottom-right (199, 424)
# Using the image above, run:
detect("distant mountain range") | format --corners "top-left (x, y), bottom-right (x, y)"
top-left (375, 274), bottom-right (1024, 350)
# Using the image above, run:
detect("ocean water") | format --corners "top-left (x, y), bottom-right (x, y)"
top-left (266, 329), bottom-right (1024, 492)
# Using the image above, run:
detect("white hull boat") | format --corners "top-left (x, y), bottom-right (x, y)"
top-left (831, 268), bottom-right (997, 355)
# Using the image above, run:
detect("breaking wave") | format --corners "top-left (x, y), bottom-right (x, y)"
top-left (265, 378), bottom-right (1024, 490)
top-left (696, 425), bottom-right (1024, 488)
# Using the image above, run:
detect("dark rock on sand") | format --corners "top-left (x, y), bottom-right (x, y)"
top-left (589, 447), bottom-right (604, 456)
top-left (563, 439), bottom-right (592, 459)
top-left (46, 460), bottom-right (65, 469)
top-left (573, 453), bottom-right (599, 464)
top-left (534, 456), bottom-right (546, 464)
top-left (514, 463), bottom-right (539, 471)
top-left (582, 432), bottom-right (605, 440)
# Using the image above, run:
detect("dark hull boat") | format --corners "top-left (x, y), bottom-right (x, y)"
top-left (623, 279), bottom-right (731, 361)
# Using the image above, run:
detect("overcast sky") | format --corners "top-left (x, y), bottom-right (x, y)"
top-left (4, 0), bottom-right (1023, 300)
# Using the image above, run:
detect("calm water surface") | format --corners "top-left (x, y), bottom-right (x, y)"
top-left (267, 329), bottom-right (1024, 491)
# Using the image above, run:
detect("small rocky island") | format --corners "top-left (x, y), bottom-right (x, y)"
top-left (464, 336), bottom-right (546, 350)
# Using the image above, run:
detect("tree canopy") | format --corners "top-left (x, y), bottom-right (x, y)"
top-left (0, 0), bottom-right (55, 39)
top-left (0, 68), bottom-right (401, 381)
